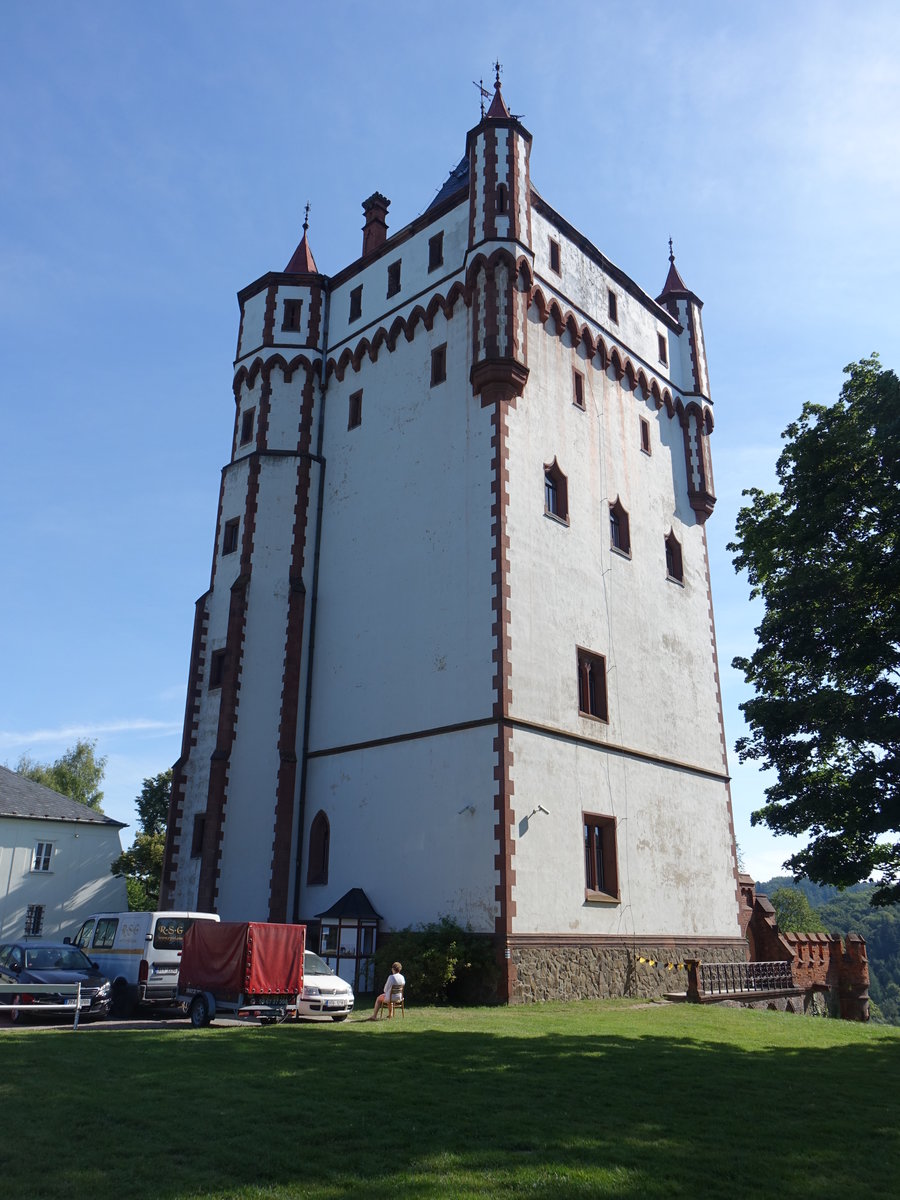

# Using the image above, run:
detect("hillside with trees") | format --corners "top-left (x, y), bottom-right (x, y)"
top-left (759, 876), bottom-right (900, 1024)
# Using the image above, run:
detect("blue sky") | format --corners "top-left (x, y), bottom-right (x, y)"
top-left (3, 1), bottom-right (899, 882)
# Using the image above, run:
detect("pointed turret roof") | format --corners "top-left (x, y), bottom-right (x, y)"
top-left (285, 203), bottom-right (318, 273)
top-left (657, 238), bottom-right (689, 300)
top-left (485, 61), bottom-right (511, 119)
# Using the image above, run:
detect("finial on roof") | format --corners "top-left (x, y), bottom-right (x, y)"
top-left (485, 59), bottom-right (511, 119)
top-left (657, 236), bottom-right (689, 301)
top-left (494, 59), bottom-right (502, 88)
top-left (304, 202), bottom-right (310, 233)
top-left (285, 204), bottom-right (318, 274)
top-left (668, 236), bottom-right (674, 264)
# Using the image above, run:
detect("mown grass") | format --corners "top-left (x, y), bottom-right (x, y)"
top-left (2, 1000), bottom-right (899, 1200)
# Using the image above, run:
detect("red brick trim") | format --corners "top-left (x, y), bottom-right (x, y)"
top-left (482, 126), bottom-right (498, 242)
top-left (262, 283), bottom-right (277, 347)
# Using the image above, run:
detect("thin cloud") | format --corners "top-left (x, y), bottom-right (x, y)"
top-left (0, 719), bottom-right (181, 749)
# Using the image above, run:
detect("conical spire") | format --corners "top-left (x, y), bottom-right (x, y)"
top-left (285, 203), bottom-right (318, 273)
top-left (658, 237), bottom-right (688, 298)
top-left (485, 59), bottom-right (511, 119)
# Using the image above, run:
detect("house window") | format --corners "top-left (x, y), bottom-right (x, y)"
top-left (496, 183), bottom-right (508, 214)
top-left (282, 298), bottom-right (303, 331)
top-left (307, 810), bottom-right (330, 885)
top-left (32, 842), bottom-right (52, 872)
top-left (544, 459), bottom-right (569, 524)
top-left (24, 905), bottom-right (45, 937)
top-left (240, 408), bottom-right (255, 445)
top-left (387, 260), bottom-right (401, 298)
top-left (609, 498), bottom-right (631, 556)
top-left (608, 290), bottom-right (618, 323)
top-left (640, 417), bottom-right (651, 455)
top-left (348, 390), bottom-right (363, 430)
top-left (549, 237), bottom-right (561, 274)
top-left (428, 231), bottom-right (444, 271)
top-left (665, 531), bottom-right (684, 583)
top-left (573, 369), bottom-right (585, 409)
top-left (190, 814), bottom-right (206, 858)
top-left (349, 285), bottom-right (362, 321)
top-left (209, 649), bottom-right (226, 690)
top-left (657, 332), bottom-right (668, 365)
top-left (584, 814), bottom-right (619, 899)
top-left (431, 343), bottom-right (447, 386)
top-left (577, 649), bottom-right (608, 721)
top-left (223, 518), bottom-right (240, 555)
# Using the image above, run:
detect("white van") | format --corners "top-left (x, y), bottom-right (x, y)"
top-left (70, 911), bottom-right (219, 1016)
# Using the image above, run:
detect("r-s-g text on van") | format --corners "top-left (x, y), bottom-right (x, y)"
top-left (71, 911), bottom-right (219, 1016)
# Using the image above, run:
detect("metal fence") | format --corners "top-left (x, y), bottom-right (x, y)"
top-left (699, 960), bottom-right (794, 995)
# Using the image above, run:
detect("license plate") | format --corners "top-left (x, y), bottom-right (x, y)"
top-left (64, 998), bottom-right (75, 1006)
top-left (324, 998), bottom-right (346, 1009)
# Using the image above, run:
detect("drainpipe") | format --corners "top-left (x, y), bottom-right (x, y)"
top-left (292, 285), bottom-right (330, 924)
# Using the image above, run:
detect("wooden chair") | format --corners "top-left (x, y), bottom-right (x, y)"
top-left (384, 983), bottom-right (405, 1018)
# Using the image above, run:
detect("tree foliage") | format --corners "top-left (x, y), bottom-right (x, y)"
top-left (374, 917), bottom-right (499, 1005)
top-left (731, 357), bottom-right (900, 905)
top-left (768, 886), bottom-right (826, 933)
top-left (111, 769), bottom-right (172, 910)
top-left (16, 739), bottom-right (107, 812)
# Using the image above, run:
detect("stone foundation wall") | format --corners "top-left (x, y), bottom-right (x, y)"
top-left (510, 942), bottom-right (747, 1004)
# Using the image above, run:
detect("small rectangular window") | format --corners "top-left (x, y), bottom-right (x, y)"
top-left (348, 390), bottom-right (363, 430)
top-left (657, 332), bottom-right (668, 365)
top-left (431, 344), bottom-right (447, 386)
top-left (282, 298), bottom-right (303, 332)
top-left (240, 408), bottom-right (255, 445)
top-left (209, 649), bottom-right (226, 690)
top-left (223, 518), bottom-right (240, 555)
top-left (24, 904), bottom-right (45, 937)
top-left (640, 417), bottom-right (651, 455)
top-left (584, 814), bottom-right (619, 899)
top-left (349, 285), bottom-right (363, 322)
top-left (573, 369), bottom-right (584, 409)
top-left (191, 814), bottom-right (206, 858)
top-left (608, 290), bottom-right (618, 323)
top-left (577, 649), bottom-right (608, 721)
top-left (32, 842), bottom-right (53, 872)
top-left (386, 260), bottom-right (401, 297)
top-left (428, 231), bottom-right (444, 272)
top-left (549, 238), bottom-right (561, 274)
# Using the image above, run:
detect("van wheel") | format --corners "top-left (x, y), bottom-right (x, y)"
top-left (190, 995), bottom-right (211, 1028)
top-left (111, 981), bottom-right (137, 1019)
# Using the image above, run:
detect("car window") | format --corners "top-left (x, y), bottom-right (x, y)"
top-left (74, 920), bottom-right (95, 950)
top-left (0, 945), bottom-right (10, 967)
top-left (25, 946), bottom-right (93, 971)
top-left (92, 918), bottom-right (118, 949)
top-left (304, 951), bottom-right (336, 976)
top-left (9, 948), bottom-right (25, 972)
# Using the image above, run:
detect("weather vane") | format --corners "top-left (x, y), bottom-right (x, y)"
top-left (472, 76), bottom-right (490, 117)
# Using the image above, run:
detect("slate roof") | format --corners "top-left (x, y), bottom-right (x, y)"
top-left (427, 154), bottom-right (470, 211)
top-left (0, 764), bottom-right (126, 827)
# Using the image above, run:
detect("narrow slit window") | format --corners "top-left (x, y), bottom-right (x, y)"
top-left (428, 231), bottom-right (444, 272)
top-left (577, 649), bottom-right (608, 721)
top-left (658, 332), bottom-right (668, 365)
top-left (386, 260), bottom-right (401, 298)
top-left (496, 183), bottom-right (508, 214)
top-left (640, 417), bottom-right (651, 455)
top-left (608, 290), bottom-right (618, 323)
top-left (349, 285), bottom-right (362, 322)
top-left (665, 531), bottom-right (684, 583)
top-left (348, 390), bottom-right (363, 430)
top-left (609, 499), bottom-right (631, 556)
top-left (573, 369), bottom-right (585, 409)
top-left (431, 344), bottom-right (447, 386)
top-left (209, 649), bottom-right (226, 690)
top-left (307, 811), bottom-right (330, 885)
top-left (549, 238), bottom-right (561, 274)
top-left (223, 518), bottom-right (240, 555)
top-left (282, 299), bottom-right (303, 332)
top-left (544, 459), bottom-right (568, 524)
top-left (240, 408), bottom-right (255, 445)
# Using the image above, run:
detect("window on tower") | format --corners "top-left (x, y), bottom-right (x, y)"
top-left (223, 518), bottom-right (240, 555)
top-left (577, 648), bottom-right (608, 721)
top-left (190, 814), bottom-right (206, 858)
top-left (609, 498), bottom-right (631, 557)
top-left (349, 285), bottom-right (363, 322)
top-left (496, 183), bottom-right (508, 214)
top-left (282, 298), bottom-right (303, 332)
top-left (428, 231), bottom-right (444, 272)
top-left (387, 260), bottom-right (401, 298)
top-left (240, 407), bottom-right (255, 446)
top-left (665, 530), bottom-right (684, 583)
top-left (431, 344), bottom-right (447, 386)
top-left (573, 368), bottom-right (585, 409)
top-left (583, 814), bottom-right (619, 900)
top-left (209, 649), bottom-right (227, 691)
top-left (544, 459), bottom-right (568, 524)
top-left (549, 237), bottom-right (561, 274)
top-left (640, 417), bottom-right (651, 455)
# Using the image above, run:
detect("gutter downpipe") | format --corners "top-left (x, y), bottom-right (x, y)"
top-left (292, 282), bottom-right (330, 923)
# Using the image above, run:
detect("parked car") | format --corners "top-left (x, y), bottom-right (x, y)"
top-left (297, 950), bottom-right (354, 1021)
top-left (0, 941), bottom-right (112, 1022)
top-left (69, 910), bottom-right (220, 1016)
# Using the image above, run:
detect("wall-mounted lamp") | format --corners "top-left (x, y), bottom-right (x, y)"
top-left (527, 804), bottom-right (551, 818)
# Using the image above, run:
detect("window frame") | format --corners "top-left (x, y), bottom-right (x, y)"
top-left (428, 231), bottom-right (444, 272)
top-left (544, 458), bottom-right (569, 525)
top-left (240, 407), bottom-right (255, 446)
top-left (209, 649), bottom-right (227, 690)
top-left (607, 289), bottom-right (618, 323)
top-left (281, 298), bottom-right (303, 332)
top-left (573, 368), bottom-right (585, 410)
top-left (348, 390), bottom-right (363, 430)
top-left (549, 237), bottom-right (561, 274)
top-left (24, 904), bottom-right (45, 937)
top-left (609, 497), bottom-right (631, 558)
top-left (31, 842), bottom-right (53, 872)
top-left (577, 648), bottom-right (608, 722)
top-left (386, 260), bottom-right (401, 298)
top-left (583, 813), bottom-right (619, 902)
top-left (431, 343), bottom-right (447, 387)
top-left (349, 284), bottom-right (363, 322)
top-left (665, 530), bottom-right (684, 584)
top-left (657, 332), bottom-right (668, 365)
top-left (223, 518), bottom-right (240, 555)
top-left (640, 417), bottom-right (651, 456)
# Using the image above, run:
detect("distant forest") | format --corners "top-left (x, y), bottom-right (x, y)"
top-left (757, 876), bottom-right (900, 1025)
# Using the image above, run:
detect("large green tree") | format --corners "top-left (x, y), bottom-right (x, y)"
top-left (730, 356), bottom-right (900, 905)
top-left (16, 739), bottom-right (106, 811)
top-left (111, 769), bottom-right (172, 910)
top-left (768, 887), bottom-right (826, 934)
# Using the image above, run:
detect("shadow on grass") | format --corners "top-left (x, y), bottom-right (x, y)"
top-left (1, 1016), bottom-right (899, 1199)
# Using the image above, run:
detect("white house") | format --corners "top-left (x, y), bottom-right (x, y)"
top-left (0, 765), bottom-right (127, 940)
top-left (162, 74), bottom-right (744, 1001)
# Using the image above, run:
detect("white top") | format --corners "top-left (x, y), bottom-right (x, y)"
top-left (383, 972), bottom-right (405, 998)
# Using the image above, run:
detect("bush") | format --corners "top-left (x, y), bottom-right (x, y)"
top-left (374, 917), bottom-right (500, 1005)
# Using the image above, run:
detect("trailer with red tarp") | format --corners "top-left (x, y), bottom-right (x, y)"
top-left (177, 921), bottom-right (305, 1026)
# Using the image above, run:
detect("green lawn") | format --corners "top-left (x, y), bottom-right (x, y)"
top-left (3, 1001), bottom-right (899, 1200)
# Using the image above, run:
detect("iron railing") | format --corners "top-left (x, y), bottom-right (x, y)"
top-left (698, 960), bottom-right (794, 995)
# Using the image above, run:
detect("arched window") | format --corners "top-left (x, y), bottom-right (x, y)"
top-left (609, 498), bottom-right (631, 556)
top-left (665, 530), bottom-right (683, 583)
top-left (544, 458), bottom-right (569, 524)
top-left (307, 811), bottom-right (330, 885)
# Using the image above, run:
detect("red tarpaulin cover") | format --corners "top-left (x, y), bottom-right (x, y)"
top-left (179, 922), bottom-right (305, 995)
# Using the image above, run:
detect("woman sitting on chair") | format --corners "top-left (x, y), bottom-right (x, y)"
top-left (369, 962), bottom-right (405, 1019)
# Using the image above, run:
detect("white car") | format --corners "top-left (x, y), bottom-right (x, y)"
top-left (297, 951), bottom-right (354, 1021)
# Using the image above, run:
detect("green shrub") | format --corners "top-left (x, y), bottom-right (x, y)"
top-left (374, 916), bottom-right (500, 1004)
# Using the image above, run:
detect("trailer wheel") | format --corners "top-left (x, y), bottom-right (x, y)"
top-left (190, 994), bottom-right (212, 1028)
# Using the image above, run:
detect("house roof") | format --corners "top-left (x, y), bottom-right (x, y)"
top-left (0, 764), bottom-right (126, 827)
top-left (314, 886), bottom-right (382, 922)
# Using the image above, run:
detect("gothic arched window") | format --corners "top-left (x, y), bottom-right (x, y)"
top-left (307, 811), bottom-right (330, 886)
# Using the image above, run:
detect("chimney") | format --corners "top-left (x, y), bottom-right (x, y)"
top-left (361, 192), bottom-right (390, 257)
